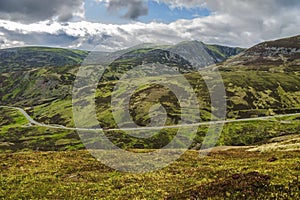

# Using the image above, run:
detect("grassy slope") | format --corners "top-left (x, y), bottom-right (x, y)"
top-left (1, 106), bottom-right (300, 152)
top-left (0, 149), bottom-right (299, 199)
top-left (0, 46), bottom-right (88, 73)
top-left (0, 36), bottom-right (300, 151)
top-left (1, 108), bottom-right (299, 198)
top-left (0, 38), bottom-right (299, 199)
top-left (1, 65), bottom-right (300, 151)
top-left (0, 107), bottom-right (82, 152)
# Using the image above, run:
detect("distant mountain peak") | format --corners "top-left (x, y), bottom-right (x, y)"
top-left (167, 40), bottom-right (244, 69)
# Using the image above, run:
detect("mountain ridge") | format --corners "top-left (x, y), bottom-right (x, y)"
top-left (0, 46), bottom-right (89, 73)
top-left (0, 41), bottom-right (244, 73)
top-left (220, 35), bottom-right (300, 71)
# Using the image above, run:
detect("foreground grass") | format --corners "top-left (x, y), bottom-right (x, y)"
top-left (0, 149), bottom-right (299, 199)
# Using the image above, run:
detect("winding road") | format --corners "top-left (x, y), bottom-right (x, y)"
top-left (1, 105), bottom-right (299, 132)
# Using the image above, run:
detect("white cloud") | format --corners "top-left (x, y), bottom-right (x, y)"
top-left (0, 0), bottom-right (299, 50)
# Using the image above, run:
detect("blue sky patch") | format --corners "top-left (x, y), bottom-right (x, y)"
top-left (84, 0), bottom-right (211, 24)
top-left (141, 1), bottom-right (211, 23)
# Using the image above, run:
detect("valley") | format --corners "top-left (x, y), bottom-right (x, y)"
top-left (0, 35), bottom-right (300, 199)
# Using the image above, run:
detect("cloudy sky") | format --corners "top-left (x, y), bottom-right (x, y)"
top-left (0, 0), bottom-right (299, 51)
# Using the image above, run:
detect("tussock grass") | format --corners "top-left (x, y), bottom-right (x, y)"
top-left (0, 149), bottom-right (299, 199)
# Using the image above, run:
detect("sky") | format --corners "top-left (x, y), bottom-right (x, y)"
top-left (0, 0), bottom-right (299, 51)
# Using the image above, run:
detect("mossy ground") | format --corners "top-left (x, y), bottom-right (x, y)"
top-left (0, 149), bottom-right (299, 199)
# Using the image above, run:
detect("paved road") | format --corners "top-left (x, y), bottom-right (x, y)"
top-left (1, 105), bottom-right (300, 132)
top-left (0, 106), bottom-right (79, 131)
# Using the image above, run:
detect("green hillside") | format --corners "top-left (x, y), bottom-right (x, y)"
top-left (0, 36), bottom-right (300, 199)
top-left (0, 36), bottom-right (300, 151)
top-left (0, 46), bottom-right (88, 73)
top-left (220, 35), bottom-right (300, 72)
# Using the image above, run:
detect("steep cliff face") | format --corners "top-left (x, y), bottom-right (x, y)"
top-left (168, 41), bottom-right (244, 69)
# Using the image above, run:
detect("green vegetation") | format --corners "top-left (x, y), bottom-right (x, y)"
top-left (0, 46), bottom-right (88, 73)
top-left (0, 149), bottom-right (298, 199)
top-left (0, 107), bottom-right (82, 152)
top-left (0, 35), bottom-right (300, 199)
top-left (1, 106), bottom-right (299, 152)
top-left (1, 44), bottom-right (300, 151)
